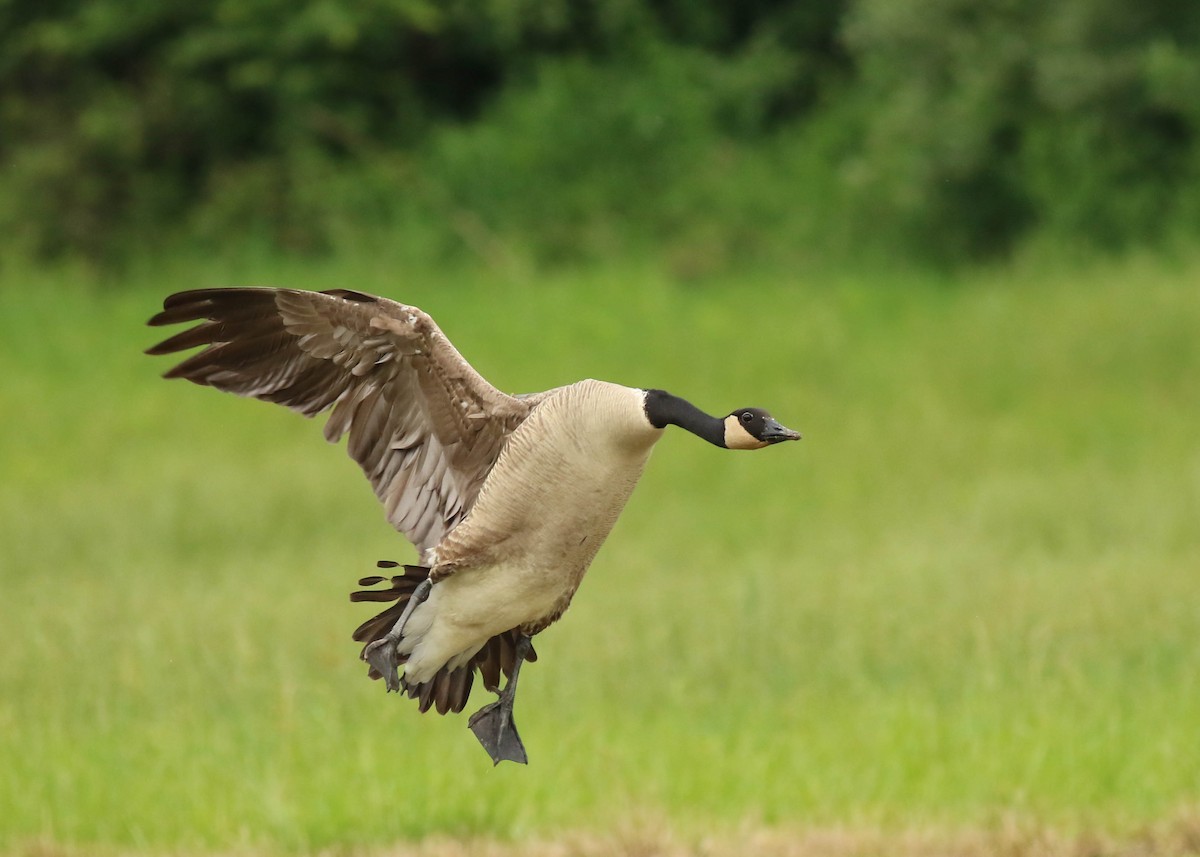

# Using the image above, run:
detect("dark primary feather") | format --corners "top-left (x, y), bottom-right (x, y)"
top-left (147, 287), bottom-right (534, 556)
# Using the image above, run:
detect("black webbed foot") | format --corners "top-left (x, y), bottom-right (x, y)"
top-left (360, 577), bottom-right (432, 694)
top-left (467, 633), bottom-right (533, 765)
top-left (363, 635), bottom-right (402, 692)
top-left (468, 698), bottom-right (528, 765)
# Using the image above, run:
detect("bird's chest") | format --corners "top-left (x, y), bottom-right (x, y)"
top-left (429, 448), bottom-right (652, 636)
top-left (438, 423), bottom-right (655, 575)
top-left (493, 445), bottom-right (648, 567)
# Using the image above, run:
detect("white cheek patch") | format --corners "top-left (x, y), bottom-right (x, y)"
top-left (723, 416), bottom-right (768, 450)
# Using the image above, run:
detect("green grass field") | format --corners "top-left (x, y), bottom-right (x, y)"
top-left (1, 253), bottom-right (1198, 854)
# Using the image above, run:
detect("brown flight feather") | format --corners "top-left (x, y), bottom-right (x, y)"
top-left (147, 287), bottom-right (533, 557)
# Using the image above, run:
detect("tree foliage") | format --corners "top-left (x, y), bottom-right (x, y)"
top-left (842, 0), bottom-right (1200, 257)
top-left (1, 0), bottom-right (1198, 267)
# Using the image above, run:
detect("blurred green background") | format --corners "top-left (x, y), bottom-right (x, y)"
top-left (1, 1), bottom-right (1199, 855)
top-left (4, 0), bottom-right (1200, 271)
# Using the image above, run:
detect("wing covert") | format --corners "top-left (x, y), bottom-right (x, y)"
top-left (147, 287), bottom-right (531, 555)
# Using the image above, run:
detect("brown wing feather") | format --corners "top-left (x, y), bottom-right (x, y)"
top-left (147, 287), bottom-right (532, 555)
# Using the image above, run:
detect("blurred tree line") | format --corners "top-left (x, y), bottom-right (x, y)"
top-left (2, 0), bottom-right (1199, 270)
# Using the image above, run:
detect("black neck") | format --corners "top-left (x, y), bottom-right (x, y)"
top-left (643, 389), bottom-right (725, 448)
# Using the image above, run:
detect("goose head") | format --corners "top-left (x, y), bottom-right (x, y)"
top-left (721, 407), bottom-right (802, 450)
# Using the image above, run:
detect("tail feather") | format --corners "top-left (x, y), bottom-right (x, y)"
top-left (351, 561), bottom-right (536, 715)
top-left (446, 667), bottom-right (473, 714)
top-left (412, 676), bottom-right (435, 713)
top-left (475, 638), bottom-right (502, 693)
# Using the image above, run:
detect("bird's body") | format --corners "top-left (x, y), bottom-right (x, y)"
top-left (147, 286), bottom-right (800, 764)
top-left (400, 379), bottom-right (659, 684)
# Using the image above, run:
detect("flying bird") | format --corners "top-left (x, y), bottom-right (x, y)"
top-left (147, 287), bottom-right (801, 764)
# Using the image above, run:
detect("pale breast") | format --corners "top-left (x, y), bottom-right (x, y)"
top-left (433, 380), bottom-right (662, 610)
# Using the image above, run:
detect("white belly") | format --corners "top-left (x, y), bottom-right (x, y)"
top-left (398, 561), bottom-right (564, 684)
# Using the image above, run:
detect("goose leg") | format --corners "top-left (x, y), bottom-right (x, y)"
top-left (468, 635), bottom-right (533, 766)
top-left (362, 578), bottom-right (432, 693)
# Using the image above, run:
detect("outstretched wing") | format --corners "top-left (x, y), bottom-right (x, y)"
top-left (147, 287), bottom-right (532, 555)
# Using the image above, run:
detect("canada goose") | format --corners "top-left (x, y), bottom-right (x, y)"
top-left (147, 287), bottom-right (800, 765)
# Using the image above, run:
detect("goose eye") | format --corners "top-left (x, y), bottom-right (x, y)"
top-left (741, 412), bottom-right (753, 424)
